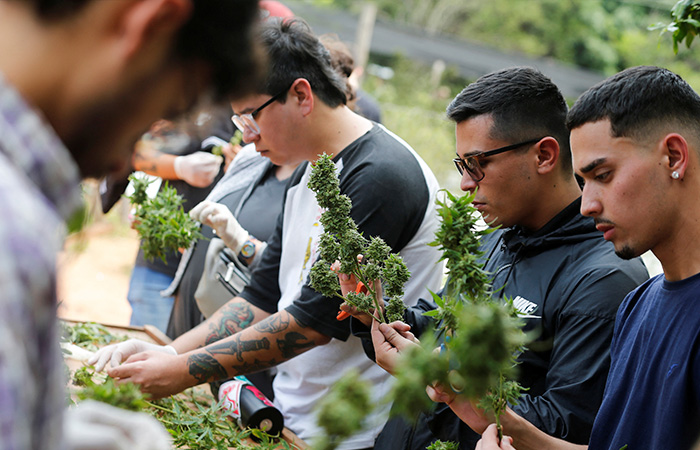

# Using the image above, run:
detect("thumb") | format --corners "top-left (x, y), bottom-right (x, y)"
top-left (377, 321), bottom-right (416, 352)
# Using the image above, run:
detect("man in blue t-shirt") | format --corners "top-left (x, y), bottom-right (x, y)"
top-left (476, 66), bottom-right (700, 450)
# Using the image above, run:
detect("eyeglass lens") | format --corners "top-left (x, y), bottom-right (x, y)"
top-left (453, 156), bottom-right (482, 181)
top-left (232, 114), bottom-right (259, 135)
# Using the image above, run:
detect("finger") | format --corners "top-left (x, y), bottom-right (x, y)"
top-left (92, 348), bottom-right (114, 372)
top-left (188, 200), bottom-right (211, 220)
top-left (483, 423), bottom-right (499, 440)
top-left (338, 272), bottom-right (358, 297)
top-left (124, 351), bottom-right (150, 364)
top-left (370, 319), bottom-right (387, 347)
top-left (198, 204), bottom-right (220, 223)
top-left (387, 321), bottom-right (412, 332)
top-left (378, 322), bottom-right (417, 351)
top-left (398, 329), bottom-right (417, 342)
top-left (426, 384), bottom-right (454, 404)
top-left (109, 349), bottom-right (124, 369)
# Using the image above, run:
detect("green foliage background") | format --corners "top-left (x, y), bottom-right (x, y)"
top-left (307, 0), bottom-right (700, 191)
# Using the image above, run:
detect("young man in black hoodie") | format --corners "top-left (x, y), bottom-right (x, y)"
top-left (352, 67), bottom-right (650, 449)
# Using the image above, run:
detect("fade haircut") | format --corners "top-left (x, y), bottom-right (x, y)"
top-left (25, 0), bottom-right (264, 101)
top-left (567, 66), bottom-right (700, 145)
top-left (258, 18), bottom-right (347, 107)
top-left (446, 67), bottom-right (572, 172)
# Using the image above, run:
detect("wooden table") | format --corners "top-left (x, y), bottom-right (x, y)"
top-left (62, 319), bottom-right (307, 449)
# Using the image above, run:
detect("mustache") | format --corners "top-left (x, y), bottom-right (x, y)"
top-left (594, 218), bottom-right (615, 226)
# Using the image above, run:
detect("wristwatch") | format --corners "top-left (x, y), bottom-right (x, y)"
top-left (239, 239), bottom-right (256, 260)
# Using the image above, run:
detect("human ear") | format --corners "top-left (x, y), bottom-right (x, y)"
top-left (664, 133), bottom-right (689, 180)
top-left (290, 78), bottom-right (314, 117)
top-left (535, 136), bottom-right (560, 175)
top-left (116, 0), bottom-right (192, 62)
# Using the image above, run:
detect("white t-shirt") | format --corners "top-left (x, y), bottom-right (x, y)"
top-left (241, 125), bottom-right (443, 448)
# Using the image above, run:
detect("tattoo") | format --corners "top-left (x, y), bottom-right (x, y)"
top-left (277, 331), bottom-right (315, 358)
top-left (187, 353), bottom-right (228, 384)
top-left (205, 302), bottom-right (255, 345)
top-left (208, 335), bottom-right (270, 361)
top-left (230, 358), bottom-right (279, 374)
top-left (254, 314), bottom-right (290, 334)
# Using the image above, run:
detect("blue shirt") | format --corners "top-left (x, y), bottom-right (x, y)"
top-left (0, 73), bottom-right (83, 450)
top-left (589, 272), bottom-right (700, 450)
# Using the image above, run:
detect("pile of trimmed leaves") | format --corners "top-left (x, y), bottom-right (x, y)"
top-left (60, 321), bottom-right (126, 352)
top-left (63, 321), bottom-right (294, 450)
top-left (127, 174), bottom-right (203, 263)
top-left (308, 153), bottom-right (410, 323)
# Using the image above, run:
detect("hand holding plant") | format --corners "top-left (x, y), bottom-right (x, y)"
top-left (126, 174), bottom-right (203, 263)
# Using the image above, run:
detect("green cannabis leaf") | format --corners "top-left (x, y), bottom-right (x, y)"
top-left (427, 440), bottom-right (459, 450)
top-left (73, 366), bottom-right (150, 411)
top-left (127, 174), bottom-right (204, 263)
top-left (60, 320), bottom-right (127, 352)
top-left (307, 153), bottom-right (410, 323)
top-left (212, 130), bottom-right (243, 157)
top-left (391, 189), bottom-right (527, 437)
top-left (313, 369), bottom-right (373, 450)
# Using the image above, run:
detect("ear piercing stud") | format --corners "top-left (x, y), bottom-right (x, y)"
top-left (672, 171), bottom-right (680, 179)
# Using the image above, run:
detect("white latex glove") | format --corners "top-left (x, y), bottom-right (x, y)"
top-left (189, 200), bottom-right (250, 253)
top-left (64, 400), bottom-right (171, 450)
top-left (87, 339), bottom-right (177, 372)
top-left (173, 151), bottom-right (223, 187)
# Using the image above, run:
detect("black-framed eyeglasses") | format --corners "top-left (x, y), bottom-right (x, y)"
top-left (231, 84), bottom-right (291, 135)
top-left (453, 137), bottom-right (543, 182)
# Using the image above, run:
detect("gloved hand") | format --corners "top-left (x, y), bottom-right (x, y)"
top-left (64, 400), bottom-right (171, 450)
top-left (173, 151), bottom-right (223, 187)
top-left (189, 200), bottom-right (250, 254)
top-left (87, 339), bottom-right (177, 372)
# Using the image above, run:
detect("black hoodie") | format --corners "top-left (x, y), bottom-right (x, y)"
top-left (369, 198), bottom-right (649, 449)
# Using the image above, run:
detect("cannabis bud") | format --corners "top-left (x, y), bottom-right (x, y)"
top-left (307, 153), bottom-right (410, 324)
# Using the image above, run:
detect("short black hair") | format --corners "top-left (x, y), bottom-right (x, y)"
top-left (567, 65), bottom-right (700, 143)
top-left (26, 0), bottom-right (263, 101)
top-left (446, 67), bottom-right (571, 172)
top-left (258, 18), bottom-right (347, 107)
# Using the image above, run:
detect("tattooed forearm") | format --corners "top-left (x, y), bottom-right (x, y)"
top-left (277, 331), bottom-right (315, 358)
top-left (208, 335), bottom-right (270, 361)
top-left (187, 353), bottom-right (228, 384)
top-left (230, 358), bottom-right (279, 374)
top-left (254, 314), bottom-right (290, 334)
top-left (205, 302), bottom-right (255, 345)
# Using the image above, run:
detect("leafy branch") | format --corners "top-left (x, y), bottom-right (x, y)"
top-left (312, 369), bottom-right (373, 450)
top-left (307, 153), bottom-right (410, 323)
top-left (390, 189), bottom-right (527, 438)
top-left (212, 130), bottom-right (243, 157)
top-left (650, 0), bottom-right (700, 53)
top-left (127, 174), bottom-right (203, 263)
top-left (312, 188), bottom-right (528, 447)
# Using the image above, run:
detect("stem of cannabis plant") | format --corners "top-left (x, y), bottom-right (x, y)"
top-left (353, 270), bottom-right (386, 323)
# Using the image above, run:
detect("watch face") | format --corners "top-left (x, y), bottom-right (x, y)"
top-left (241, 241), bottom-right (256, 258)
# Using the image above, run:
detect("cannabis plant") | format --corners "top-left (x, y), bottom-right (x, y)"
top-left (307, 153), bottom-right (410, 323)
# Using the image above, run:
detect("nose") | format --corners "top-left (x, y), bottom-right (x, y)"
top-left (242, 126), bottom-right (260, 144)
top-left (460, 172), bottom-right (478, 193)
top-left (580, 183), bottom-right (602, 217)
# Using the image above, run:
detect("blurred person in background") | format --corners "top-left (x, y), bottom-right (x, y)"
top-left (0, 0), bottom-right (262, 449)
top-left (320, 33), bottom-right (383, 123)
